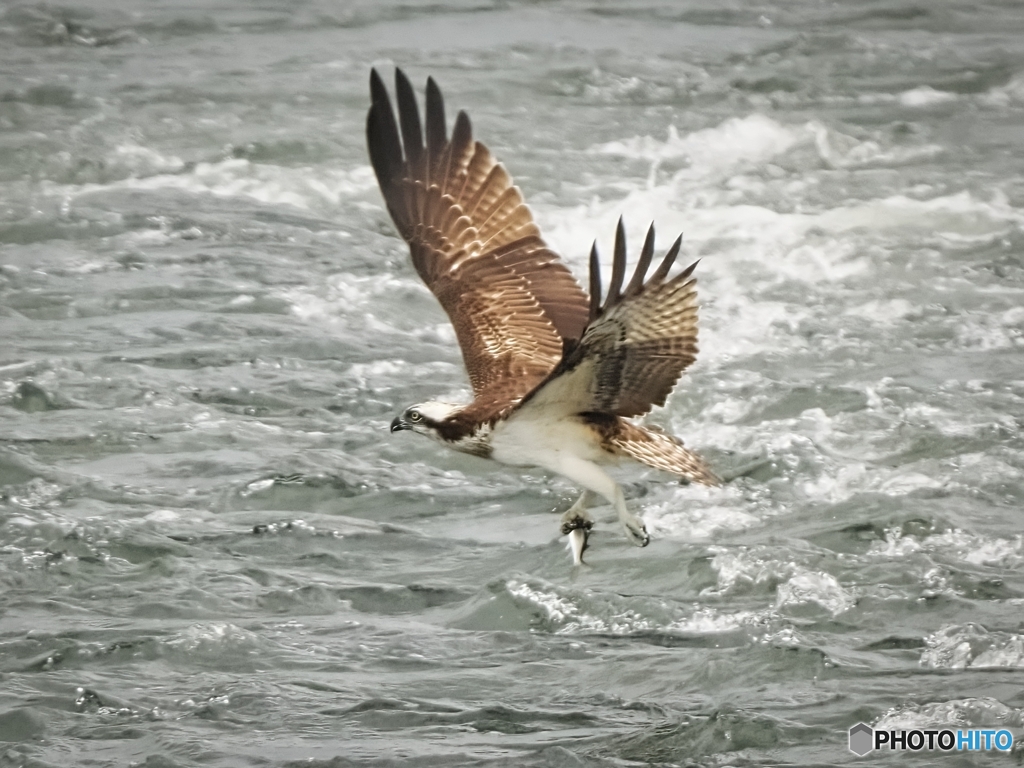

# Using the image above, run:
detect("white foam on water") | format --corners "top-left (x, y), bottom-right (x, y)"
top-left (694, 395), bottom-right (992, 508)
top-left (799, 461), bottom-right (869, 505)
top-left (505, 579), bottom-right (656, 635)
top-left (166, 622), bottom-right (263, 654)
top-left (701, 547), bottom-right (781, 597)
top-left (665, 606), bottom-right (766, 634)
top-left (696, 295), bottom-right (816, 367)
top-left (44, 146), bottom-right (378, 210)
top-left (646, 502), bottom-right (760, 541)
top-left (802, 462), bottom-right (948, 506)
top-left (285, 272), bottom-right (418, 321)
top-left (342, 359), bottom-right (464, 397)
top-left (542, 117), bottom-right (1017, 262)
top-left (898, 86), bottom-right (958, 108)
top-left (701, 546), bottom-right (853, 616)
top-left (643, 483), bottom-right (758, 540)
top-left (109, 143), bottom-right (187, 175)
top-left (595, 114), bottom-right (803, 182)
top-left (869, 527), bottom-right (1023, 569)
top-left (978, 72), bottom-right (1024, 108)
top-left (921, 623), bottom-right (1024, 670)
top-left (930, 530), bottom-right (1023, 568)
top-left (819, 189), bottom-right (1023, 238)
top-left (875, 697), bottom-right (1024, 730)
top-left (505, 578), bottom-right (801, 644)
top-left (875, 472), bottom-right (945, 496)
top-left (956, 305), bottom-right (1024, 351)
top-left (950, 452), bottom-right (1024, 495)
top-left (668, 606), bottom-right (806, 647)
top-left (775, 569), bottom-right (854, 616)
top-left (592, 115), bottom-right (942, 179)
top-left (283, 272), bottom-right (463, 349)
top-left (843, 298), bottom-right (917, 323)
top-left (143, 509), bottom-right (180, 523)
top-left (973, 637), bottom-right (1024, 668)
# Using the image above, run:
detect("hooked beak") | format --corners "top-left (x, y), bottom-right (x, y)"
top-left (390, 415), bottom-right (410, 433)
top-left (566, 525), bottom-right (590, 566)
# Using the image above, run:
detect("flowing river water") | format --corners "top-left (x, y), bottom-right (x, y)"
top-left (1, 1), bottom-right (1023, 765)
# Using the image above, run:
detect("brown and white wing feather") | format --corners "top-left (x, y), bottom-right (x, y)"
top-left (522, 219), bottom-right (701, 418)
top-left (367, 69), bottom-right (590, 411)
top-left (603, 420), bottom-right (720, 487)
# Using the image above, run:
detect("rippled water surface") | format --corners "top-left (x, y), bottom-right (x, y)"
top-left (2, 1), bottom-right (1024, 765)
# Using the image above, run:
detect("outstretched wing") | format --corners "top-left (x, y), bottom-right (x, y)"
top-left (366, 68), bottom-right (590, 404)
top-left (521, 219), bottom-right (701, 418)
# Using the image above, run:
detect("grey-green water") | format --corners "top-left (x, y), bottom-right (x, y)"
top-left (2, 1), bottom-right (1023, 766)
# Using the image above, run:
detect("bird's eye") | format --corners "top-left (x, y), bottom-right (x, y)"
top-left (408, 410), bottom-right (422, 422)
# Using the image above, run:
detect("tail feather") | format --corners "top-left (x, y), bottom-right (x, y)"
top-left (607, 421), bottom-right (720, 487)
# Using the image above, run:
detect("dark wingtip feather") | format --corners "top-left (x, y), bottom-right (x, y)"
top-left (433, 109), bottom-right (473, 189)
top-left (450, 110), bottom-right (472, 155)
top-left (368, 68), bottom-right (392, 120)
top-left (650, 232), bottom-right (682, 283)
top-left (425, 76), bottom-right (447, 156)
top-left (588, 242), bottom-right (602, 322)
top-left (625, 223), bottom-right (656, 297)
top-left (394, 68), bottom-right (423, 170)
top-left (369, 67), bottom-right (385, 93)
top-left (678, 258), bottom-right (700, 282)
top-left (366, 110), bottom-right (392, 188)
top-left (607, 217), bottom-right (627, 308)
top-left (367, 69), bottom-right (403, 185)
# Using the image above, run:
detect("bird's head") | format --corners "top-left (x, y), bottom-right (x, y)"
top-left (390, 401), bottom-right (461, 440)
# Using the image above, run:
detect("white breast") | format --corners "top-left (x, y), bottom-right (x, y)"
top-left (490, 411), bottom-right (607, 470)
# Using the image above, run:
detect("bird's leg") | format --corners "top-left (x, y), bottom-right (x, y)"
top-left (551, 456), bottom-right (650, 554)
top-left (611, 485), bottom-right (649, 547)
top-left (560, 490), bottom-right (595, 535)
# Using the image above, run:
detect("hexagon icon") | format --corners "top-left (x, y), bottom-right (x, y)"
top-left (849, 722), bottom-right (874, 756)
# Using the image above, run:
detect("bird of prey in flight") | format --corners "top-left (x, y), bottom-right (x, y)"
top-left (367, 68), bottom-right (720, 563)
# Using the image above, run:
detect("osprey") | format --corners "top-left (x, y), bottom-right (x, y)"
top-left (367, 69), bottom-right (720, 564)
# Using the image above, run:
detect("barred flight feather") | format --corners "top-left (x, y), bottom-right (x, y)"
top-left (367, 68), bottom-right (590, 420)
